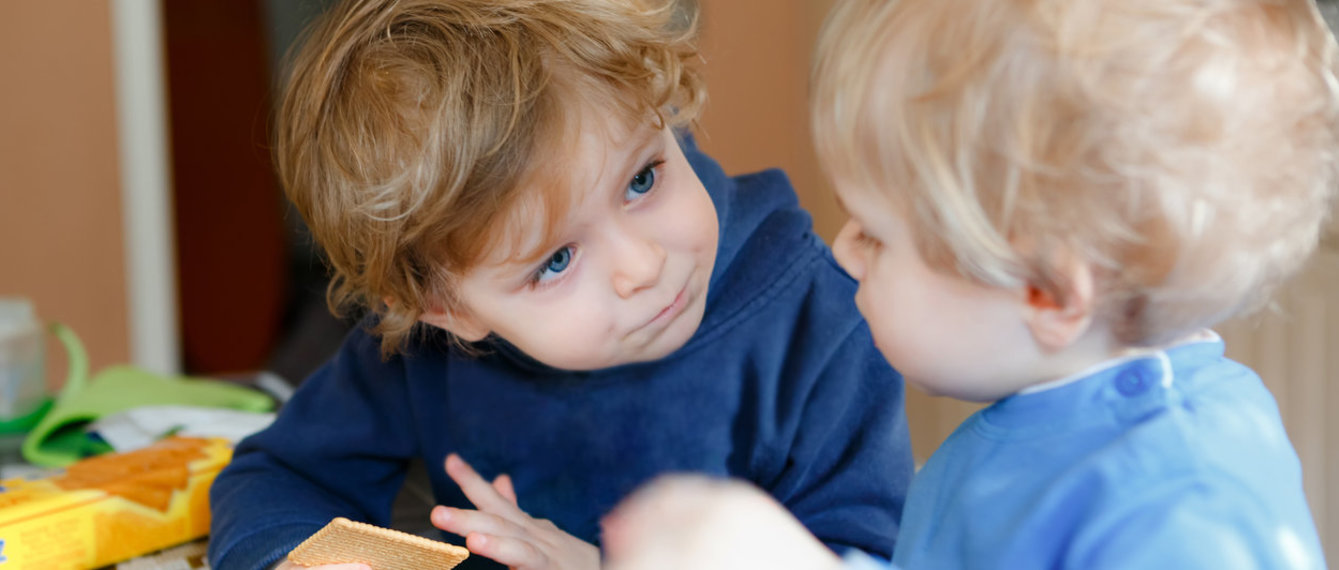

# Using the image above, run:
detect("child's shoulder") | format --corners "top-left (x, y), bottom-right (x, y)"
top-left (1071, 360), bottom-right (1321, 564)
top-left (319, 313), bottom-right (435, 373)
top-left (681, 143), bottom-right (825, 284)
top-left (679, 133), bottom-right (802, 226)
top-left (1079, 351), bottom-right (1302, 511)
top-left (675, 142), bottom-right (868, 350)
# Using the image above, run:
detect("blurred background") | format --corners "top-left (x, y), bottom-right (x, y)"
top-left (0, 0), bottom-right (1336, 559)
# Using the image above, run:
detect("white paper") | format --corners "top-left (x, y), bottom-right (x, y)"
top-left (88, 405), bottom-right (275, 452)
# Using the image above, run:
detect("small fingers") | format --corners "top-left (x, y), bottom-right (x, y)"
top-left (445, 454), bottom-right (523, 516)
top-left (493, 473), bottom-right (518, 504)
top-left (465, 532), bottom-right (549, 570)
top-left (432, 505), bottom-right (526, 541)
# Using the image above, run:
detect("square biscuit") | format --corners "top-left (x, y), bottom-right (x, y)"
top-left (288, 517), bottom-right (470, 570)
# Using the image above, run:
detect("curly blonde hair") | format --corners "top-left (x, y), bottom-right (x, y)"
top-left (278, 0), bottom-right (705, 356)
top-left (813, 0), bottom-right (1339, 346)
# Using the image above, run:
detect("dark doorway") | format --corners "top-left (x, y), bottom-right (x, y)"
top-left (162, 0), bottom-right (348, 384)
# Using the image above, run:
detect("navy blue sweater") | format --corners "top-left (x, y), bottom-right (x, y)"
top-left (208, 142), bottom-right (914, 569)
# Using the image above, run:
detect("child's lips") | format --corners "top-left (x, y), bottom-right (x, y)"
top-left (643, 286), bottom-right (688, 330)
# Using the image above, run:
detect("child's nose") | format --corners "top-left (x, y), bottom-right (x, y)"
top-left (833, 221), bottom-right (866, 280)
top-left (611, 234), bottom-right (666, 298)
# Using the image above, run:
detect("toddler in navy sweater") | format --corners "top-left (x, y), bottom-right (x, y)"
top-left (206, 1), bottom-right (913, 569)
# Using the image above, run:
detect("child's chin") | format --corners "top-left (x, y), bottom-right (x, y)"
top-left (622, 314), bottom-right (707, 366)
top-left (913, 380), bottom-right (1004, 403)
top-left (907, 380), bottom-right (943, 398)
top-left (547, 334), bottom-right (698, 371)
top-left (619, 334), bottom-right (698, 367)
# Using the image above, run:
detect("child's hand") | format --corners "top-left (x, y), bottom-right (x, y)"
top-left (274, 562), bottom-right (369, 570)
top-left (601, 475), bottom-right (843, 570)
top-left (433, 453), bottom-right (600, 570)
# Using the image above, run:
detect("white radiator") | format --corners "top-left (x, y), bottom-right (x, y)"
top-left (1217, 246), bottom-right (1339, 561)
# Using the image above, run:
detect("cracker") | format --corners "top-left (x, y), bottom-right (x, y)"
top-left (287, 517), bottom-right (470, 570)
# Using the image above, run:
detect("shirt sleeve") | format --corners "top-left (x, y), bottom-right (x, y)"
top-left (764, 319), bottom-right (914, 560)
top-left (207, 327), bottom-right (420, 570)
top-left (1069, 478), bottom-right (1325, 570)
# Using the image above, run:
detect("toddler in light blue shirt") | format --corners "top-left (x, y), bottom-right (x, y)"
top-left (599, 0), bottom-right (1339, 568)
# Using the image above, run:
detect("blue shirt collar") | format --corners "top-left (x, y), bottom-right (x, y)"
top-left (977, 332), bottom-right (1225, 435)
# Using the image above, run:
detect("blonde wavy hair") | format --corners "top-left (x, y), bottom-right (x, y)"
top-left (278, 0), bottom-right (705, 356)
top-left (813, 0), bottom-right (1339, 346)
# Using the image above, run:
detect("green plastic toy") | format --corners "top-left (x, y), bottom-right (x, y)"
top-left (20, 323), bottom-right (274, 467)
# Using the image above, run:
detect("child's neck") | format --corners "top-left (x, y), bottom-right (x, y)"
top-left (1017, 328), bottom-right (1212, 396)
top-left (1019, 324), bottom-right (1125, 394)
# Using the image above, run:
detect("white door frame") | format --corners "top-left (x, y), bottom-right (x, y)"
top-left (110, 0), bottom-right (180, 376)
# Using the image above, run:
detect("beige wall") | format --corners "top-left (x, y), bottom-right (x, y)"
top-left (696, 0), bottom-right (842, 241)
top-left (0, 3), bottom-right (129, 386)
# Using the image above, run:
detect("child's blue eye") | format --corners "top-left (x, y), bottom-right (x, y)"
top-left (625, 162), bottom-right (660, 200)
top-left (535, 246), bottom-right (574, 282)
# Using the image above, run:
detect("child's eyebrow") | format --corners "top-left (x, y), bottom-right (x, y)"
top-left (624, 126), bottom-right (666, 167)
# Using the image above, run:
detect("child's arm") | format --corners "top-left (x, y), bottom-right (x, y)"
top-left (600, 475), bottom-right (845, 570)
top-left (207, 327), bottom-right (421, 569)
top-left (431, 454), bottom-right (601, 570)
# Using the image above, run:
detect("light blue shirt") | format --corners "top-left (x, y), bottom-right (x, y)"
top-left (851, 334), bottom-right (1324, 569)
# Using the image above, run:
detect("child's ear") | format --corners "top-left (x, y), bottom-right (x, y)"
top-left (417, 305), bottom-right (491, 342)
top-left (1023, 256), bottom-right (1096, 352)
